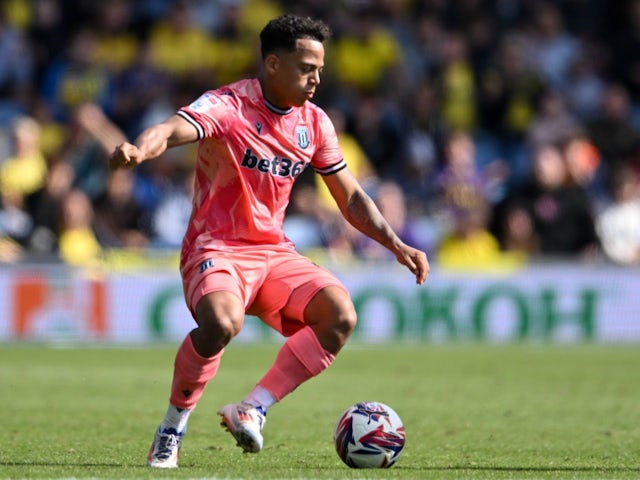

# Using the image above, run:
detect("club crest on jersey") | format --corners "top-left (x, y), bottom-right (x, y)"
top-left (296, 126), bottom-right (310, 149)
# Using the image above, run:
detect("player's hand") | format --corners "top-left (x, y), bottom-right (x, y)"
top-left (395, 245), bottom-right (430, 285)
top-left (109, 142), bottom-right (144, 170)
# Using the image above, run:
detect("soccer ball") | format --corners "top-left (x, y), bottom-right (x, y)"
top-left (333, 401), bottom-right (405, 468)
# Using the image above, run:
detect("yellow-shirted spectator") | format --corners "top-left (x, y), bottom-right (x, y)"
top-left (39, 120), bottom-right (67, 158)
top-left (206, 3), bottom-right (258, 85)
top-left (0, 116), bottom-right (47, 197)
top-left (208, 38), bottom-right (256, 85)
top-left (437, 199), bottom-right (525, 271)
top-left (2, 0), bottom-right (30, 30)
top-left (238, 0), bottom-right (283, 37)
top-left (92, 1), bottom-right (139, 73)
top-left (329, 13), bottom-right (402, 92)
top-left (438, 222), bottom-right (504, 269)
top-left (440, 32), bottom-right (477, 132)
top-left (58, 189), bottom-right (102, 266)
top-left (148, 2), bottom-right (213, 77)
top-left (315, 109), bottom-right (376, 212)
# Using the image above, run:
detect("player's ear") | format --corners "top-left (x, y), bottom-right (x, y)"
top-left (264, 53), bottom-right (280, 75)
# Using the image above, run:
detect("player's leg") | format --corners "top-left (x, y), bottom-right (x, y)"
top-left (149, 290), bottom-right (245, 467)
top-left (253, 285), bottom-right (356, 402)
top-left (170, 290), bottom-right (245, 408)
top-left (219, 253), bottom-right (356, 453)
top-left (149, 261), bottom-right (248, 467)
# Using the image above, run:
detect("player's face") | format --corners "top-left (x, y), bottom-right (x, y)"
top-left (267, 38), bottom-right (325, 108)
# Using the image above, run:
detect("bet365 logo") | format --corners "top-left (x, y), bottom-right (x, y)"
top-left (240, 148), bottom-right (307, 178)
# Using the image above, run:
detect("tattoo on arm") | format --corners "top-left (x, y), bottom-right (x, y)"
top-left (345, 190), bottom-right (400, 251)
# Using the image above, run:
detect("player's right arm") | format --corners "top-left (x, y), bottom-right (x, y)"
top-left (109, 114), bottom-right (198, 170)
top-left (322, 167), bottom-right (430, 285)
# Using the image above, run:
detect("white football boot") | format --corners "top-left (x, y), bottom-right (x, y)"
top-left (218, 402), bottom-right (266, 453)
top-left (147, 427), bottom-right (184, 468)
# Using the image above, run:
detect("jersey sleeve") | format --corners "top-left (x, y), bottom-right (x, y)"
top-left (177, 90), bottom-right (235, 140)
top-left (311, 109), bottom-right (347, 176)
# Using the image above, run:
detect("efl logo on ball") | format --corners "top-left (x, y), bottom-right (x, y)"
top-left (334, 401), bottom-right (405, 468)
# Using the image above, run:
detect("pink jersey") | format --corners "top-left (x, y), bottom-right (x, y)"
top-left (177, 78), bottom-right (345, 263)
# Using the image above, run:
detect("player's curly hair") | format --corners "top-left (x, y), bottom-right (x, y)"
top-left (259, 14), bottom-right (331, 59)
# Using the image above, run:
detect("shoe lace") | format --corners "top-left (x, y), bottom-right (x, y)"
top-left (155, 429), bottom-right (181, 459)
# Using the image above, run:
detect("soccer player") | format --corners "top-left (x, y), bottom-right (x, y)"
top-left (109, 14), bottom-right (429, 468)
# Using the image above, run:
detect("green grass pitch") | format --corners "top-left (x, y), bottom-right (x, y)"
top-left (1, 342), bottom-right (638, 479)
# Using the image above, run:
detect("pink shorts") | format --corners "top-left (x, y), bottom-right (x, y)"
top-left (181, 244), bottom-right (349, 336)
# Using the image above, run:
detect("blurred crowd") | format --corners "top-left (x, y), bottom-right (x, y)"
top-left (1, 0), bottom-right (640, 269)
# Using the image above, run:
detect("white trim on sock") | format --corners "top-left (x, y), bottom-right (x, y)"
top-left (244, 385), bottom-right (276, 411)
top-left (161, 404), bottom-right (192, 434)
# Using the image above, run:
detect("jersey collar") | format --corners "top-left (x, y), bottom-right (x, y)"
top-left (263, 97), bottom-right (293, 115)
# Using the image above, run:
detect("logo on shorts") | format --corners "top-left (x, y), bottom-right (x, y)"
top-left (199, 259), bottom-right (215, 273)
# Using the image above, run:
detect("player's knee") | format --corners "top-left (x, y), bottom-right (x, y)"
top-left (304, 287), bottom-right (357, 352)
top-left (201, 314), bottom-right (242, 344)
top-left (194, 294), bottom-right (244, 354)
top-left (315, 294), bottom-right (357, 342)
top-left (332, 299), bottom-right (357, 338)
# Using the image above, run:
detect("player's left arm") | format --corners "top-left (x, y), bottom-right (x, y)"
top-left (322, 168), bottom-right (430, 285)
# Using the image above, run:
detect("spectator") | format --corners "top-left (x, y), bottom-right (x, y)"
top-left (561, 131), bottom-right (605, 206)
top-left (146, 0), bottom-right (213, 87)
top-left (403, 12), bottom-right (446, 82)
top-left (283, 183), bottom-right (326, 254)
top-left (58, 188), bottom-right (102, 266)
top-left (93, 168), bottom-right (150, 249)
top-left (328, 5), bottom-right (403, 95)
top-left (490, 195), bottom-right (539, 257)
top-left (25, 158), bottom-right (74, 256)
top-left (476, 31), bottom-right (544, 159)
top-left (91, 0), bottom-right (139, 75)
top-left (356, 180), bottom-right (424, 261)
top-left (350, 93), bottom-right (408, 179)
top-left (527, 89), bottom-right (581, 150)
top-left (564, 41), bottom-right (607, 121)
top-left (595, 165), bottom-right (640, 266)
top-left (26, 0), bottom-right (67, 88)
top-left (314, 108), bottom-right (377, 213)
top-left (59, 103), bottom-right (125, 200)
top-left (206, 1), bottom-right (264, 86)
top-left (399, 81), bottom-right (440, 214)
top-left (493, 143), bottom-right (600, 259)
top-left (0, 10), bottom-right (33, 124)
top-left (435, 130), bottom-right (506, 213)
top-left (437, 194), bottom-right (521, 271)
top-left (437, 31), bottom-right (477, 132)
top-left (0, 189), bottom-right (32, 249)
top-left (528, 2), bottom-right (580, 93)
top-left (0, 115), bottom-right (48, 198)
top-left (0, 235), bottom-right (22, 263)
top-left (40, 28), bottom-right (116, 122)
top-left (586, 83), bottom-right (640, 188)
top-left (112, 42), bottom-right (173, 139)
top-left (611, 0), bottom-right (640, 102)
top-left (150, 166), bottom-right (193, 249)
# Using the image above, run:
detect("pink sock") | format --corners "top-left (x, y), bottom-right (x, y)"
top-left (169, 334), bottom-right (222, 409)
top-left (257, 326), bottom-right (335, 402)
